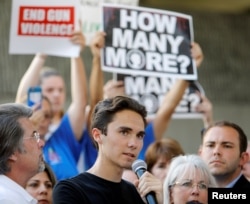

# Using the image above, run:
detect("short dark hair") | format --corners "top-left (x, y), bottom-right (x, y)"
top-left (91, 96), bottom-right (147, 149)
top-left (0, 103), bottom-right (33, 174)
top-left (201, 120), bottom-right (248, 154)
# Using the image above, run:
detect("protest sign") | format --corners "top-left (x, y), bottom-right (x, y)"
top-left (102, 4), bottom-right (197, 80)
top-left (9, 0), bottom-right (81, 57)
top-left (116, 73), bottom-right (204, 119)
top-left (80, 0), bottom-right (139, 45)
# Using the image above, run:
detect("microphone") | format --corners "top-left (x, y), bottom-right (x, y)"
top-left (132, 159), bottom-right (157, 204)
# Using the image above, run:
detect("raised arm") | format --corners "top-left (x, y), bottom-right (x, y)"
top-left (89, 32), bottom-right (106, 103)
top-left (195, 93), bottom-right (213, 128)
top-left (15, 53), bottom-right (47, 103)
top-left (153, 79), bottom-right (189, 140)
top-left (86, 31), bottom-right (106, 131)
top-left (67, 31), bottom-right (88, 140)
top-left (152, 42), bottom-right (204, 140)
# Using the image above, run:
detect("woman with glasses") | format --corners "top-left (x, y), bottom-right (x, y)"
top-left (163, 154), bottom-right (217, 204)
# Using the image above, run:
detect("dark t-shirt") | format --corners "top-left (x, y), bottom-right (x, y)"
top-left (52, 172), bottom-right (145, 204)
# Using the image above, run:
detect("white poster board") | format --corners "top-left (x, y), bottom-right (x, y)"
top-left (80, 0), bottom-right (139, 46)
top-left (9, 0), bottom-right (81, 57)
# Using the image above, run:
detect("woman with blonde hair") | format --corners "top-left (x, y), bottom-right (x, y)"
top-left (163, 154), bottom-right (217, 204)
top-left (145, 137), bottom-right (185, 180)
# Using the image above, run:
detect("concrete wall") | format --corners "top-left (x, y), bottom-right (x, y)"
top-left (1, 0), bottom-right (249, 153)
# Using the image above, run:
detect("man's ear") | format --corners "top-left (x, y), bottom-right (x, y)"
top-left (92, 128), bottom-right (103, 144)
top-left (240, 152), bottom-right (249, 168)
top-left (9, 152), bottom-right (18, 162)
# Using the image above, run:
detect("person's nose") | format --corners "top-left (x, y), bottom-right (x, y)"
top-left (39, 184), bottom-right (48, 194)
top-left (213, 144), bottom-right (221, 156)
top-left (127, 136), bottom-right (138, 149)
top-left (53, 89), bottom-right (62, 98)
top-left (190, 184), bottom-right (200, 195)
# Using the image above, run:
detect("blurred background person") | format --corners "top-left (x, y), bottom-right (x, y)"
top-left (26, 163), bottom-right (56, 204)
top-left (145, 137), bottom-right (185, 181)
top-left (15, 30), bottom-right (89, 180)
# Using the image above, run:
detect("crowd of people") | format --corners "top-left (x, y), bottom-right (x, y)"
top-left (0, 12), bottom-right (249, 204)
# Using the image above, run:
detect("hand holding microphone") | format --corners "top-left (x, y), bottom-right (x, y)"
top-left (132, 159), bottom-right (159, 204)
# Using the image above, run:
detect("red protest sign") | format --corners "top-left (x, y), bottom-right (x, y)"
top-left (18, 6), bottom-right (74, 37)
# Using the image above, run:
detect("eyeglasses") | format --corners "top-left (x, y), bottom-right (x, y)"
top-left (170, 180), bottom-right (208, 191)
top-left (23, 131), bottom-right (41, 143)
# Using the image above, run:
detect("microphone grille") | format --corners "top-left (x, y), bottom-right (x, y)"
top-left (132, 159), bottom-right (147, 173)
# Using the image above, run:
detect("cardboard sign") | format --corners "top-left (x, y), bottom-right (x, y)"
top-left (80, 0), bottom-right (139, 45)
top-left (102, 4), bottom-right (197, 80)
top-left (116, 73), bottom-right (205, 119)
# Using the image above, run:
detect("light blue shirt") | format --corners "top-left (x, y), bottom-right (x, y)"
top-left (225, 173), bottom-right (242, 188)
